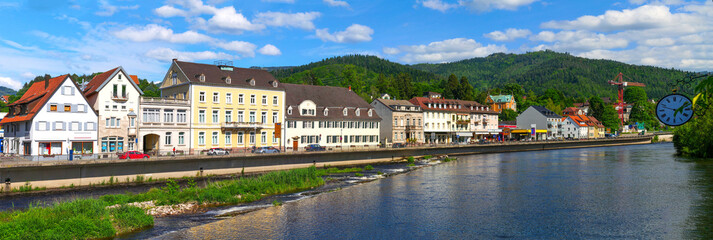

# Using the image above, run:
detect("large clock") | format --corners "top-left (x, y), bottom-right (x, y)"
top-left (656, 93), bottom-right (693, 126)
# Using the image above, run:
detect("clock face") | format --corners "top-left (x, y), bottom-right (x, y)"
top-left (656, 94), bottom-right (693, 126)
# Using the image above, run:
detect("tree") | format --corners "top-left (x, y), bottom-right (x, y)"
top-left (624, 86), bottom-right (647, 104)
top-left (443, 74), bottom-right (459, 99)
top-left (459, 76), bottom-right (475, 101)
top-left (589, 96), bottom-right (605, 120)
top-left (499, 109), bottom-right (517, 121)
top-left (589, 96), bottom-right (620, 131)
top-left (673, 76), bottom-right (713, 158)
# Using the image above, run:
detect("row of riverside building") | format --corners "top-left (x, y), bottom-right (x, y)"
top-left (0, 59), bottom-right (603, 161)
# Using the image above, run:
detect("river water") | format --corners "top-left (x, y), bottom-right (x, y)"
top-left (156, 143), bottom-right (713, 239)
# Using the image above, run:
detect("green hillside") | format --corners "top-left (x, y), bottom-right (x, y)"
top-left (0, 86), bottom-right (16, 96)
top-left (412, 50), bottom-right (690, 99)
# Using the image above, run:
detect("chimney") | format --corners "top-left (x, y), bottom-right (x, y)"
top-left (348, 86), bottom-right (352, 91)
top-left (45, 77), bottom-right (49, 89)
top-left (172, 58), bottom-right (177, 62)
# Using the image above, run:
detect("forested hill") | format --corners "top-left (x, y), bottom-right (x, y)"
top-left (270, 55), bottom-right (443, 83)
top-left (411, 50), bottom-right (690, 99)
top-left (0, 86), bottom-right (16, 96)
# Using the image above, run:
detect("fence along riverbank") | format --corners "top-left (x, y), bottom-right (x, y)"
top-left (0, 135), bottom-right (654, 191)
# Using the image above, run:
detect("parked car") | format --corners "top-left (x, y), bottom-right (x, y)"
top-left (207, 148), bottom-right (230, 155)
top-left (119, 151), bottom-right (150, 159)
top-left (305, 144), bottom-right (326, 152)
top-left (253, 147), bottom-right (280, 154)
top-left (391, 143), bottom-right (405, 148)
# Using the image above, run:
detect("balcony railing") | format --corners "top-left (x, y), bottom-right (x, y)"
top-left (140, 97), bottom-right (190, 105)
top-left (221, 122), bottom-right (265, 129)
top-left (405, 125), bottom-right (423, 131)
top-left (112, 92), bottom-right (129, 101)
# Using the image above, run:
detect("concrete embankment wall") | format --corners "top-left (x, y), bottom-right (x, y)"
top-left (0, 137), bottom-right (651, 189)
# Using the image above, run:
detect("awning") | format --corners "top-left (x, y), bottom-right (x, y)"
top-left (510, 129), bottom-right (547, 134)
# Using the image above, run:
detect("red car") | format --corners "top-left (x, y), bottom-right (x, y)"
top-left (119, 151), bottom-right (150, 159)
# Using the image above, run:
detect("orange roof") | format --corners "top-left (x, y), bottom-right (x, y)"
top-left (568, 115), bottom-right (588, 127)
top-left (130, 75), bottom-right (139, 85)
top-left (1, 95), bottom-right (9, 103)
top-left (83, 67), bottom-right (119, 95)
top-left (562, 107), bottom-right (580, 116)
top-left (1, 75), bottom-right (69, 124)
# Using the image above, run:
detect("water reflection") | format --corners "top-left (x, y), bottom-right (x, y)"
top-left (160, 144), bottom-right (705, 239)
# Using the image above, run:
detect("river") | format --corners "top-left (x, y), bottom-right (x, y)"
top-left (153, 143), bottom-right (713, 239)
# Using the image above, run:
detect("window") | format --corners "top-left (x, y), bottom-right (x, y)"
top-left (249, 111), bottom-right (256, 122)
top-left (261, 111), bottom-right (267, 123)
top-left (36, 121), bottom-right (49, 131)
top-left (69, 122), bottom-right (81, 131)
top-left (61, 86), bottom-right (74, 95)
top-left (273, 132), bottom-right (277, 143)
top-left (100, 137), bottom-right (124, 153)
top-left (225, 110), bottom-right (232, 122)
top-left (213, 92), bottom-right (219, 103)
top-left (85, 122), bottom-right (97, 131)
top-left (238, 94), bottom-right (244, 104)
top-left (287, 107), bottom-right (292, 115)
top-left (249, 131), bottom-right (255, 144)
top-left (198, 132), bottom-right (205, 145)
top-left (226, 93), bottom-right (232, 103)
top-left (164, 109), bottom-right (174, 123)
top-left (273, 96), bottom-right (278, 105)
top-left (143, 109), bottom-right (160, 123)
top-left (178, 132), bottom-right (185, 145)
top-left (272, 112), bottom-right (278, 124)
top-left (199, 92), bottom-right (206, 102)
top-left (77, 104), bottom-right (86, 112)
top-left (225, 131), bottom-right (232, 145)
top-left (199, 110), bottom-right (206, 123)
top-left (39, 142), bottom-right (62, 155)
top-left (165, 132), bottom-right (172, 145)
top-left (237, 111), bottom-right (244, 122)
top-left (72, 142), bottom-right (93, 154)
top-left (237, 132), bottom-right (244, 144)
top-left (250, 95), bottom-right (256, 104)
top-left (199, 74), bottom-right (205, 82)
top-left (50, 104), bottom-right (57, 111)
top-left (121, 85), bottom-right (127, 98)
top-left (113, 84), bottom-right (118, 97)
top-left (177, 110), bottom-right (187, 123)
top-left (171, 72), bottom-right (177, 85)
top-left (212, 110), bottom-right (219, 123)
top-left (261, 132), bottom-right (267, 143)
top-left (262, 95), bottom-right (267, 105)
top-left (212, 132), bottom-right (218, 145)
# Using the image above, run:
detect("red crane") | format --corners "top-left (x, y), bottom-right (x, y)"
top-left (608, 72), bottom-right (646, 126)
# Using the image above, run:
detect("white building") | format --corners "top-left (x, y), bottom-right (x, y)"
top-left (1, 75), bottom-right (98, 160)
top-left (283, 84), bottom-right (381, 150)
top-left (137, 97), bottom-right (191, 155)
top-left (410, 96), bottom-right (499, 143)
top-left (560, 116), bottom-right (588, 139)
top-left (83, 67), bottom-right (142, 156)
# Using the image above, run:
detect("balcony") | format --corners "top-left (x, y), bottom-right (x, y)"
top-left (405, 125), bottom-right (422, 132)
top-left (140, 97), bottom-right (190, 105)
top-left (112, 92), bottom-right (129, 102)
top-left (456, 120), bottom-right (470, 125)
top-left (128, 127), bottom-right (137, 136)
top-left (221, 122), bottom-right (265, 130)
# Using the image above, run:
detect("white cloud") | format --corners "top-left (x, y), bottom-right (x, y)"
top-left (316, 24), bottom-right (374, 43)
top-left (213, 41), bottom-right (257, 57)
top-left (254, 12), bottom-right (321, 30)
top-left (114, 24), bottom-right (213, 44)
top-left (458, 0), bottom-right (538, 12)
top-left (383, 47), bottom-right (400, 55)
top-left (155, 0), bottom-right (217, 17)
top-left (155, 5), bottom-right (187, 18)
top-left (484, 28), bottom-right (531, 41)
top-left (420, 0), bottom-right (458, 12)
top-left (389, 38), bottom-right (507, 63)
top-left (541, 5), bottom-right (683, 32)
top-left (258, 44), bottom-right (282, 56)
top-left (0, 76), bottom-right (22, 90)
top-left (21, 72), bottom-right (35, 79)
top-left (641, 37), bottom-right (675, 46)
top-left (194, 6), bottom-right (265, 34)
top-left (95, 0), bottom-right (139, 17)
top-left (324, 0), bottom-right (350, 7)
top-left (262, 0), bottom-right (295, 3)
top-left (531, 30), bottom-right (629, 51)
top-left (145, 48), bottom-right (233, 62)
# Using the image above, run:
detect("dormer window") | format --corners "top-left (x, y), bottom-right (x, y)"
top-left (343, 108), bottom-right (348, 116)
top-left (271, 81), bottom-right (278, 87)
top-left (355, 109), bottom-right (360, 116)
top-left (247, 78), bottom-right (255, 86)
top-left (199, 74), bottom-right (205, 82)
top-left (287, 106), bottom-right (293, 115)
top-left (225, 77), bottom-right (231, 84)
top-left (368, 109), bottom-right (373, 117)
top-left (324, 108), bottom-right (328, 116)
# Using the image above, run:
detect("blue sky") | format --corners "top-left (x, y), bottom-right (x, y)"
top-left (0, 0), bottom-right (712, 90)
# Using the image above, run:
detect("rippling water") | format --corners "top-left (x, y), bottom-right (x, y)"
top-left (159, 143), bottom-right (713, 239)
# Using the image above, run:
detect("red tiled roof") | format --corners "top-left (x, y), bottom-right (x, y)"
top-left (130, 75), bottom-right (139, 85)
top-left (562, 107), bottom-right (580, 115)
top-left (83, 67), bottom-right (119, 95)
top-left (1, 75), bottom-right (69, 124)
top-left (1, 95), bottom-right (9, 102)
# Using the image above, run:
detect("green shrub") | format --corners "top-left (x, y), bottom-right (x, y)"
top-left (364, 165), bottom-right (374, 171)
top-left (377, 171), bottom-right (383, 175)
top-left (407, 156), bottom-right (415, 163)
top-left (423, 155), bottom-right (432, 160)
top-left (355, 173), bottom-right (363, 177)
top-left (408, 163), bottom-right (415, 167)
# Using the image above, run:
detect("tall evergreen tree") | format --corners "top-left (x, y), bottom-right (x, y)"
top-left (460, 76), bottom-right (475, 101)
top-left (444, 74), bottom-right (459, 99)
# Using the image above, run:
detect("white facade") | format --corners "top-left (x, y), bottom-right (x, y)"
top-left (423, 111), bottom-right (452, 143)
top-left (137, 97), bottom-right (191, 155)
top-left (2, 76), bottom-right (98, 160)
top-left (284, 106), bottom-right (380, 150)
top-left (560, 117), bottom-right (588, 139)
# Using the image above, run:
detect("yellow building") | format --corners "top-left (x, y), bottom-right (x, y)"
top-left (159, 59), bottom-right (285, 153)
